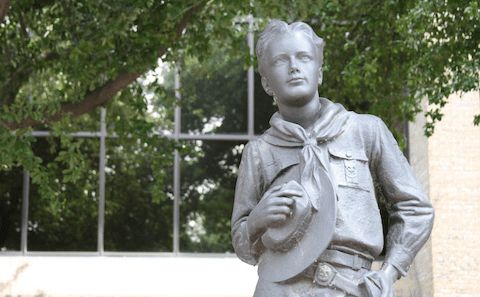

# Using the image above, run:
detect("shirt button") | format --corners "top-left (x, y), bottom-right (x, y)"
top-left (346, 152), bottom-right (352, 158)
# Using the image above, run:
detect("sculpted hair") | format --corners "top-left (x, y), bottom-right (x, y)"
top-left (256, 20), bottom-right (326, 77)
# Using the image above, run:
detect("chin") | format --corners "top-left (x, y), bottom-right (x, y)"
top-left (285, 92), bottom-right (318, 106)
top-left (283, 96), bottom-right (313, 107)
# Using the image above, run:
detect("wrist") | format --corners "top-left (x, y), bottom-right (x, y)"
top-left (381, 263), bottom-right (400, 283)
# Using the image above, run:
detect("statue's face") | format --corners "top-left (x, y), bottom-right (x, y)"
top-left (261, 32), bottom-right (322, 107)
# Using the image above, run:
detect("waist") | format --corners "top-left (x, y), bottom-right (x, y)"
top-left (305, 249), bottom-right (373, 276)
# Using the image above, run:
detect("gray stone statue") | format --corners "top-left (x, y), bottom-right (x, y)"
top-left (231, 20), bottom-right (434, 297)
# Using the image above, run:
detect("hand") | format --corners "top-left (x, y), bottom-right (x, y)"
top-left (362, 270), bottom-right (394, 297)
top-left (247, 181), bottom-right (303, 239)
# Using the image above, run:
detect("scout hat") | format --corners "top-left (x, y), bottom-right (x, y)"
top-left (257, 168), bottom-right (337, 283)
top-left (261, 180), bottom-right (314, 253)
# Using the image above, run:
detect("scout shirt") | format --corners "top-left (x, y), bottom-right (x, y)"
top-left (231, 98), bottom-right (434, 278)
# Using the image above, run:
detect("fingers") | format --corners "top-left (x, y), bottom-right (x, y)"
top-left (267, 187), bottom-right (302, 201)
top-left (268, 214), bottom-right (290, 226)
top-left (265, 199), bottom-right (294, 226)
top-left (255, 182), bottom-right (305, 227)
top-left (268, 196), bottom-right (295, 207)
top-left (268, 204), bottom-right (292, 215)
top-left (277, 188), bottom-right (303, 198)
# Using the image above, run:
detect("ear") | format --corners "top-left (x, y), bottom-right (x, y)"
top-left (261, 77), bottom-right (274, 96)
top-left (318, 67), bottom-right (323, 86)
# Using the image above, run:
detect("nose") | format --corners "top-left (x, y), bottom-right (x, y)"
top-left (289, 58), bottom-right (300, 74)
top-left (289, 68), bottom-right (299, 74)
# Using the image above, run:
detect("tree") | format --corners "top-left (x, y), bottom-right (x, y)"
top-left (1, 0), bottom-right (253, 204)
top-left (1, 0), bottom-right (478, 249)
top-left (396, 0), bottom-right (480, 134)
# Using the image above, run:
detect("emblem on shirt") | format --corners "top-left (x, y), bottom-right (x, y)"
top-left (344, 159), bottom-right (358, 185)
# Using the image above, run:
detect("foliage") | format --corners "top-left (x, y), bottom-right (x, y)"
top-left (0, 0), bottom-right (252, 210)
top-left (397, 0), bottom-right (480, 136)
top-left (0, 0), bottom-right (478, 251)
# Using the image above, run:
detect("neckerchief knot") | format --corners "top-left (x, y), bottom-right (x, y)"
top-left (303, 138), bottom-right (317, 147)
top-left (262, 98), bottom-right (355, 213)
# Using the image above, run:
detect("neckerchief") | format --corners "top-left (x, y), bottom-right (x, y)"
top-left (263, 97), bottom-right (355, 211)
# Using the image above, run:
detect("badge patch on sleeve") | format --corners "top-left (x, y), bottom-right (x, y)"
top-left (344, 160), bottom-right (358, 185)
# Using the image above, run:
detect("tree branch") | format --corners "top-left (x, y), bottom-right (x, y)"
top-left (2, 7), bottom-right (196, 130)
top-left (167, 0), bottom-right (204, 21)
top-left (0, 0), bottom-right (12, 24)
top-left (4, 70), bottom-right (145, 130)
top-left (1, 49), bottom-right (65, 107)
top-left (18, 11), bottom-right (29, 38)
top-left (1, 61), bottom-right (33, 106)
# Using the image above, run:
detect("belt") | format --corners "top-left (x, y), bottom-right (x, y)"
top-left (319, 249), bottom-right (372, 270)
top-left (302, 250), bottom-right (372, 297)
top-left (307, 262), bottom-right (365, 297)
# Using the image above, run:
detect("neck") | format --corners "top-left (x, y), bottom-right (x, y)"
top-left (277, 95), bottom-right (321, 133)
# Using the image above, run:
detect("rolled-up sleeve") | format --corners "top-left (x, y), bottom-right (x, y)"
top-left (368, 116), bottom-right (435, 276)
top-left (231, 141), bottom-right (266, 265)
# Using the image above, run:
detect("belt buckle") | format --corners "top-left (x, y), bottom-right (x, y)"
top-left (313, 263), bottom-right (336, 286)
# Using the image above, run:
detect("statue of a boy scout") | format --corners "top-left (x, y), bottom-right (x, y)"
top-left (231, 20), bottom-right (434, 297)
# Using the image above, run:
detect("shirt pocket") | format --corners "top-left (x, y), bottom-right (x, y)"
top-left (328, 148), bottom-right (370, 192)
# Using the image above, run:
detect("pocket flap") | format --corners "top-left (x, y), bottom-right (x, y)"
top-left (328, 147), bottom-right (368, 162)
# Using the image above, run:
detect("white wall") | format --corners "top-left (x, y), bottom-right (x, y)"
top-left (0, 253), bottom-right (258, 297)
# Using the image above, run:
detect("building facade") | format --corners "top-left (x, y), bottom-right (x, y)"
top-left (393, 90), bottom-right (480, 296)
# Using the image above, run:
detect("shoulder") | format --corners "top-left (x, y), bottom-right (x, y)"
top-left (347, 114), bottom-right (391, 140)
top-left (244, 129), bottom-right (277, 151)
top-left (242, 130), bottom-right (300, 167)
top-left (240, 132), bottom-right (272, 162)
top-left (354, 113), bottom-right (385, 128)
top-left (340, 114), bottom-right (395, 159)
top-left (243, 133), bottom-right (268, 151)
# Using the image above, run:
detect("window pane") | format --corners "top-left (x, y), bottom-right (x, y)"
top-left (104, 137), bottom-right (174, 252)
top-left (180, 59), bottom-right (249, 135)
top-left (0, 169), bottom-right (23, 251)
top-left (28, 137), bottom-right (98, 251)
top-left (179, 140), bottom-right (246, 253)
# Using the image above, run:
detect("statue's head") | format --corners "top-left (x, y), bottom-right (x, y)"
top-left (256, 21), bottom-right (326, 105)
top-left (256, 21), bottom-right (325, 79)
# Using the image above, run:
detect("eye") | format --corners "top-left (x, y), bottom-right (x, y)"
top-left (300, 55), bottom-right (313, 61)
top-left (273, 58), bottom-right (287, 65)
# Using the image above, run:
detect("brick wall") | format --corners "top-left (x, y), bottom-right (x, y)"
top-left (427, 91), bottom-right (480, 296)
top-left (391, 98), bottom-right (434, 297)
top-left (392, 90), bottom-right (480, 296)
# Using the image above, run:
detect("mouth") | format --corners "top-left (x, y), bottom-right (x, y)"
top-left (288, 77), bottom-right (305, 83)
